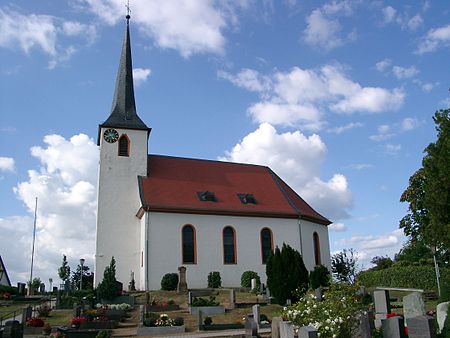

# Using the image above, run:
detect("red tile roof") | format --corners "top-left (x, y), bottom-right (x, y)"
top-left (138, 155), bottom-right (331, 225)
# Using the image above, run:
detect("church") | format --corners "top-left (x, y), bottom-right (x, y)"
top-left (95, 15), bottom-right (332, 290)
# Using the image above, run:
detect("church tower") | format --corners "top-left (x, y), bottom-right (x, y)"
top-left (95, 14), bottom-right (151, 287)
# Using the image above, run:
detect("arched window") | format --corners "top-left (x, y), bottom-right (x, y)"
top-left (223, 226), bottom-right (236, 264)
top-left (182, 225), bottom-right (196, 264)
top-left (260, 228), bottom-right (273, 264)
top-left (118, 135), bottom-right (129, 157)
top-left (313, 232), bottom-right (321, 265)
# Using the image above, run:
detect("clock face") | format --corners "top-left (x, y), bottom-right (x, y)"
top-left (103, 129), bottom-right (119, 143)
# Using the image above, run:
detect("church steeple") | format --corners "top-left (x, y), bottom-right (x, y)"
top-left (99, 14), bottom-right (150, 136)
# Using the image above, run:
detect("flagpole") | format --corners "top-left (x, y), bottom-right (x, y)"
top-left (29, 197), bottom-right (38, 296)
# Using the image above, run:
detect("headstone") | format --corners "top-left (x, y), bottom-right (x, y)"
top-left (358, 312), bottom-right (372, 338)
top-left (17, 283), bottom-right (25, 296)
top-left (298, 326), bottom-right (319, 338)
top-left (73, 303), bottom-right (81, 317)
top-left (4, 321), bottom-right (23, 338)
top-left (21, 306), bottom-right (32, 323)
top-left (139, 305), bottom-right (145, 324)
top-left (251, 278), bottom-right (257, 291)
top-left (56, 291), bottom-right (62, 309)
top-left (403, 292), bottom-right (426, 325)
top-left (245, 314), bottom-right (258, 338)
top-left (39, 283), bottom-right (45, 294)
top-left (314, 287), bottom-right (323, 301)
top-left (271, 317), bottom-right (282, 338)
top-left (407, 315), bottom-right (436, 338)
top-left (52, 286), bottom-right (58, 293)
top-left (177, 266), bottom-right (188, 293)
top-left (375, 313), bottom-right (386, 329)
top-left (286, 299), bottom-right (291, 305)
top-left (64, 279), bottom-right (71, 293)
top-left (381, 316), bottom-right (406, 338)
top-left (437, 301), bottom-right (449, 333)
top-left (229, 289), bottom-right (236, 309)
top-left (374, 290), bottom-right (391, 314)
top-left (115, 280), bottom-right (123, 295)
top-left (188, 291), bottom-right (193, 305)
top-left (279, 321), bottom-right (295, 338)
top-left (198, 310), bottom-right (203, 330)
top-left (252, 304), bottom-right (260, 329)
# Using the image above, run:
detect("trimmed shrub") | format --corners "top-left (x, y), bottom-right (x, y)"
top-left (310, 265), bottom-right (331, 289)
top-left (207, 271), bottom-right (222, 288)
top-left (97, 257), bottom-right (118, 300)
top-left (191, 296), bottom-right (219, 307)
top-left (357, 265), bottom-right (450, 291)
top-left (241, 271), bottom-right (261, 290)
top-left (161, 273), bottom-right (179, 291)
top-left (204, 317), bottom-right (212, 325)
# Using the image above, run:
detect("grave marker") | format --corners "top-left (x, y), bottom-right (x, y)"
top-left (245, 314), bottom-right (258, 338)
top-left (229, 289), bottom-right (236, 309)
top-left (299, 326), bottom-right (318, 338)
top-left (407, 315), bottom-right (436, 338)
top-left (271, 317), bottom-right (282, 338)
top-left (279, 321), bottom-right (294, 338)
top-left (177, 266), bottom-right (187, 293)
top-left (437, 301), bottom-right (449, 333)
top-left (403, 292), bottom-right (426, 325)
top-left (252, 304), bottom-right (260, 329)
top-left (381, 316), bottom-right (406, 338)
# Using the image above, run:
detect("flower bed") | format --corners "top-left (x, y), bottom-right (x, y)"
top-left (57, 327), bottom-right (112, 338)
top-left (137, 325), bottom-right (185, 336)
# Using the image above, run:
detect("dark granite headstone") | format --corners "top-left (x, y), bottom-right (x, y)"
top-left (358, 312), bottom-right (372, 338)
top-left (407, 315), bottom-right (436, 338)
top-left (4, 321), bottom-right (23, 338)
top-left (381, 316), bottom-right (406, 338)
top-left (64, 279), bottom-right (71, 293)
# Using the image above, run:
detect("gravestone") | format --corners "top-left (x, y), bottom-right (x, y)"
top-left (39, 283), bottom-right (45, 294)
top-left (271, 317), bottom-right (282, 338)
top-left (279, 321), bottom-right (295, 338)
top-left (197, 310), bottom-right (203, 330)
top-left (403, 292), bottom-right (426, 325)
top-left (229, 289), bottom-right (236, 309)
top-left (139, 305), bottom-right (144, 324)
top-left (251, 278), bottom-right (257, 291)
top-left (358, 312), bottom-right (372, 338)
top-left (252, 304), bottom-right (260, 329)
top-left (437, 301), bottom-right (449, 333)
top-left (21, 306), bottom-right (32, 323)
top-left (73, 303), bottom-right (81, 317)
top-left (188, 291), bottom-right (193, 305)
top-left (314, 287), bottom-right (323, 301)
top-left (4, 321), bottom-right (23, 338)
top-left (245, 314), bottom-right (258, 338)
top-left (374, 290), bottom-right (391, 314)
top-left (298, 326), bottom-right (318, 338)
top-left (52, 286), bottom-right (58, 293)
top-left (64, 279), bottom-right (71, 293)
top-left (286, 299), bottom-right (291, 305)
top-left (177, 266), bottom-right (188, 293)
top-left (407, 315), bottom-right (436, 338)
top-left (17, 283), bottom-right (25, 296)
top-left (382, 316), bottom-right (406, 338)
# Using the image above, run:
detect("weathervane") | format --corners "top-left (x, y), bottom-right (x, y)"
top-left (125, 0), bottom-right (131, 21)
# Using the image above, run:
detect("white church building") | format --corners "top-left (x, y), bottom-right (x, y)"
top-left (95, 15), bottom-right (332, 290)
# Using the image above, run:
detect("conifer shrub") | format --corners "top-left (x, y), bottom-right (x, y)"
top-left (310, 264), bottom-right (331, 289)
top-left (161, 273), bottom-right (179, 291)
top-left (240, 271), bottom-right (261, 290)
top-left (97, 257), bottom-right (118, 300)
top-left (266, 243), bottom-right (309, 305)
top-left (207, 271), bottom-right (222, 288)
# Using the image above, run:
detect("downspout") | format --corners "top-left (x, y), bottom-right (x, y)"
top-left (145, 211), bottom-right (150, 291)
top-left (298, 217), bottom-right (303, 257)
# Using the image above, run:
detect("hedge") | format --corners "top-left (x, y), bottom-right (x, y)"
top-left (357, 265), bottom-right (450, 291)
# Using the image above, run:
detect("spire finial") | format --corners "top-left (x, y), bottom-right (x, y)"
top-left (125, 0), bottom-right (131, 21)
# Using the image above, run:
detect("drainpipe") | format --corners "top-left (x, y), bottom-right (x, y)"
top-left (298, 218), bottom-right (303, 256)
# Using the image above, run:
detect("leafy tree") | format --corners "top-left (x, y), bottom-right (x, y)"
top-left (266, 243), bottom-right (309, 304)
top-left (71, 264), bottom-right (94, 290)
top-left (331, 248), bottom-right (358, 283)
top-left (97, 257), bottom-right (117, 300)
top-left (58, 255), bottom-right (71, 282)
top-left (400, 109), bottom-right (450, 250)
top-left (28, 277), bottom-right (42, 294)
top-left (310, 265), bottom-right (331, 289)
top-left (370, 256), bottom-right (393, 270)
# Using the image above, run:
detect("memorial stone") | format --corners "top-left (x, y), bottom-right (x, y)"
top-left (39, 283), bottom-right (45, 294)
top-left (252, 304), bottom-right (260, 329)
top-left (188, 291), bottom-right (193, 305)
top-left (4, 321), bottom-right (23, 338)
top-left (245, 314), bottom-right (258, 338)
top-left (64, 279), bottom-right (71, 293)
top-left (407, 315), bottom-right (436, 338)
top-left (279, 321), bottom-right (295, 338)
top-left (374, 290), bottom-right (391, 314)
top-left (381, 316), bottom-right (406, 338)
top-left (21, 306), bottom-right (32, 323)
top-left (251, 278), bottom-right (257, 291)
top-left (358, 312), bottom-right (372, 338)
top-left (314, 287), bottom-right (323, 301)
top-left (437, 301), bottom-right (449, 333)
top-left (271, 317), bottom-right (282, 338)
top-left (177, 266), bottom-right (188, 293)
top-left (403, 292), bottom-right (426, 325)
top-left (197, 310), bottom-right (203, 330)
top-left (229, 289), bottom-right (236, 309)
top-left (299, 326), bottom-right (319, 338)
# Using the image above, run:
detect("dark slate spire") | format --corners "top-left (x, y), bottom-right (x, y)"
top-left (100, 15), bottom-right (149, 132)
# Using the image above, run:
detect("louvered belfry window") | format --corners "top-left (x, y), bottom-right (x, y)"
top-left (118, 135), bottom-right (129, 156)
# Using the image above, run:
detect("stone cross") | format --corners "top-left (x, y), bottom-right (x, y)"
top-left (177, 266), bottom-right (188, 293)
top-left (381, 316), bottom-right (407, 338)
top-left (407, 315), bottom-right (436, 338)
top-left (298, 326), bottom-right (318, 338)
top-left (403, 292), bottom-right (426, 325)
top-left (252, 304), bottom-right (260, 329)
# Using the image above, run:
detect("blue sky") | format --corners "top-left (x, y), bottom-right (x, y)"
top-left (1, 0), bottom-right (449, 288)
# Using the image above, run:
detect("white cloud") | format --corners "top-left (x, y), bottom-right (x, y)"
top-left (347, 163), bottom-right (373, 170)
top-left (220, 65), bottom-right (404, 129)
top-left (400, 117), bottom-right (420, 131)
top-left (78, 0), bottom-right (237, 58)
top-left (0, 8), bottom-right (96, 68)
top-left (0, 157), bottom-right (15, 172)
top-left (385, 143), bottom-right (402, 154)
top-left (407, 14), bottom-right (423, 31)
top-left (329, 222), bottom-right (347, 232)
top-left (133, 68), bottom-right (151, 86)
top-left (303, 1), bottom-right (354, 51)
top-left (375, 58), bottom-right (392, 72)
top-left (382, 6), bottom-right (396, 23)
top-left (370, 117), bottom-right (421, 142)
top-left (0, 134), bottom-right (98, 285)
top-left (416, 24), bottom-right (450, 54)
top-left (392, 65), bottom-right (419, 80)
top-left (221, 123), bottom-right (353, 221)
top-left (327, 122), bottom-right (363, 134)
top-left (381, 6), bottom-right (423, 31)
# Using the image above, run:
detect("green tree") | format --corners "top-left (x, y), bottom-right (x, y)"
top-left (58, 255), bottom-right (71, 282)
top-left (331, 248), bottom-right (358, 284)
top-left (71, 264), bottom-right (94, 290)
top-left (266, 243), bottom-right (309, 304)
top-left (97, 257), bottom-right (117, 300)
top-left (28, 277), bottom-right (42, 294)
top-left (370, 256), bottom-right (393, 270)
top-left (310, 265), bottom-right (331, 289)
top-left (400, 109), bottom-right (450, 250)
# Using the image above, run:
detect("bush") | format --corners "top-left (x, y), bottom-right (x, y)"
top-left (95, 330), bottom-right (110, 338)
top-left (266, 243), bottom-right (309, 305)
top-left (37, 304), bottom-right (52, 317)
top-left (207, 271), bottom-right (222, 288)
top-left (310, 265), bottom-right (331, 289)
top-left (439, 281), bottom-right (450, 303)
top-left (191, 296), bottom-right (219, 307)
top-left (143, 312), bottom-right (159, 327)
top-left (357, 265), bottom-right (450, 291)
top-left (173, 317), bottom-right (184, 326)
top-left (161, 273), bottom-right (179, 291)
top-left (204, 317), bottom-right (212, 325)
top-left (97, 257), bottom-right (118, 300)
top-left (241, 271), bottom-right (261, 290)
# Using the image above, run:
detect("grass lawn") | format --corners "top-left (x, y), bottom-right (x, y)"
top-left (44, 310), bottom-right (73, 326)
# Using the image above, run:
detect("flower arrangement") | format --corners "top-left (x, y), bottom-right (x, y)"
top-left (143, 313), bottom-right (184, 327)
top-left (281, 283), bottom-right (364, 338)
top-left (95, 303), bottom-right (131, 311)
top-left (50, 332), bottom-right (65, 338)
top-left (26, 317), bottom-right (45, 327)
top-left (70, 316), bottom-right (88, 327)
top-left (38, 305), bottom-right (52, 317)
